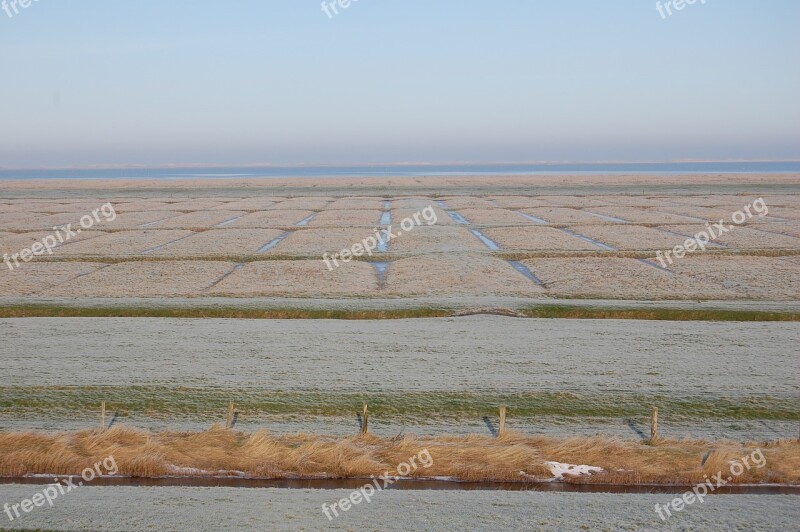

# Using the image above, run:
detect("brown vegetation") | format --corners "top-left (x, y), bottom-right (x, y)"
top-left (1, 427), bottom-right (797, 485)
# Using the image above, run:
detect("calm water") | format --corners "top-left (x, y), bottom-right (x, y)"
top-left (0, 161), bottom-right (799, 180)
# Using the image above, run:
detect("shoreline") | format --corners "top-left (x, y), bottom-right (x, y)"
top-left (3, 476), bottom-right (800, 494)
top-left (1, 172), bottom-right (800, 192)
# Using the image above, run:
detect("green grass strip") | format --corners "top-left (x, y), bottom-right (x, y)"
top-left (0, 303), bottom-right (797, 321)
top-left (1, 387), bottom-right (797, 421)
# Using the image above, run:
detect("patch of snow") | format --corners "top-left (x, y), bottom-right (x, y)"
top-left (25, 473), bottom-right (122, 479)
top-left (544, 461), bottom-right (604, 481)
top-left (166, 465), bottom-right (245, 477)
top-left (167, 465), bottom-right (209, 475)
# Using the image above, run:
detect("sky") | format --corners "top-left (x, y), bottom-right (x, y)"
top-left (0, 0), bottom-right (799, 168)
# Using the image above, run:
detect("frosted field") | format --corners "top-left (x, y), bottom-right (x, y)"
top-left (1, 317), bottom-right (797, 440)
top-left (0, 177), bottom-right (798, 531)
top-left (0, 486), bottom-right (797, 531)
top-left (0, 187), bottom-right (799, 301)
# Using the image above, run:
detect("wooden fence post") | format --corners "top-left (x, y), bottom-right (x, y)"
top-left (650, 407), bottom-right (659, 443)
top-left (100, 401), bottom-right (106, 431)
top-left (361, 403), bottom-right (369, 435)
top-left (226, 401), bottom-right (235, 429)
top-left (498, 405), bottom-right (507, 437)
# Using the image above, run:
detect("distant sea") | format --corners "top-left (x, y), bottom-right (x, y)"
top-left (1, 162), bottom-right (799, 180)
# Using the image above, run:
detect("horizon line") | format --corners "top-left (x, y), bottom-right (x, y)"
top-left (2, 159), bottom-right (800, 172)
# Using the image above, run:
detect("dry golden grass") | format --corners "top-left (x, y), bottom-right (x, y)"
top-left (0, 427), bottom-right (797, 485)
top-left (42, 260), bottom-right (235, 297)
top-left (1, 191), bottom-right (800, 301)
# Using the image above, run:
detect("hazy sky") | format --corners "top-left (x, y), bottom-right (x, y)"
top-left (1, 0), bottom-right (799, 168)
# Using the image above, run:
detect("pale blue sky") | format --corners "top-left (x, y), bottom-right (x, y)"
top-left (1, 0), bottom-right (798, 168)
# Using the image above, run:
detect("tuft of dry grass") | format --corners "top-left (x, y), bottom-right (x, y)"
top-left (0, 427), bottom-right (797, 485)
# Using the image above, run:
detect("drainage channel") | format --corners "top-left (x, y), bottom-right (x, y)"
top-left (764, 214), bottom-right (792, 222)
top-left (33, 264), bottom-right (114, 296)
top-left (582, 210), bottom-right (628, 223)
top-left (470, 228), bottom-right (501, 251)
top-left (138, 214), bottom-right (183, 229)
top-left (463, 229), bottom-right (545, 286)
top-left (655, 227), bottom-right (726, 248)
top-left (556, 227), bottom-right (674, 273)
top-left (517, 212), bottom-right (549, 225)
top-left (295, 214), bottom-right (316, 227)
top-left (372, 261), bottom-right (390, 288)
top-left (652, 210), bottom-right (709, 223)
top-left (447, 210), bottom-right (470, 225)
top-left (559, 228), bottom-right (617, 251)
top-left (748, 225), bottom-right (800, 239)
top-left (375, 201), bottom-right (393, 252)
top-left (216, 215), bottom-right (245, 227)
top-left (141, 233), bottom-right (196, 255)
top-left (436, 200), bottom-right (471, 225)
top-left (257, 231), bottom-right (291, 253)
top-left (637, 258), bottom-right (674, 274)
top-left (507, 260), bottom-right (544, 286)
top-left (377, 232), bottom-right (389, 252)
top-left (204, 263), bottom-right (245, 290)
top-left (47, 230), bottom-right (104, 252)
